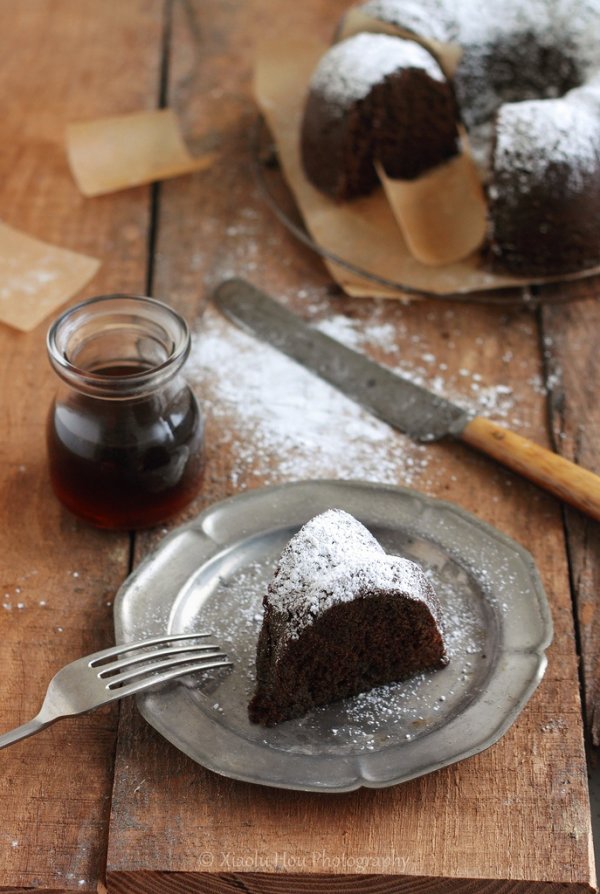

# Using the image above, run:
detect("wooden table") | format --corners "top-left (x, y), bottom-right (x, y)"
top-left (0, 2), bottom-right (599, 892)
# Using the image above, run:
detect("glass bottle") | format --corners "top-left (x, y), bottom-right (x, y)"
top-left (46, 294), bottom-right (204, 529)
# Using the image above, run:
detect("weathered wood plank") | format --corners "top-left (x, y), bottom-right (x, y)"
top-left (107, 869), bottom-right (595, 894)
top-left (106, 1), bottom-right (595, 891)
top-left (0, 2), bottom-right (163, 891)
top-left (539, 284), bottom-right (600, 745)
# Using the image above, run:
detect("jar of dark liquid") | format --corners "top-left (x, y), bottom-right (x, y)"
top-left (46, 294), bottom-right (204, 529)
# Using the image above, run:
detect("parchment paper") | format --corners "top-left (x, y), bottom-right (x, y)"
top-left (0, 221), bottom-right (99, 332)
top-left (254, 38), bottom-right (600, 298)
top-left (67, 109), bottom-right (216, 197)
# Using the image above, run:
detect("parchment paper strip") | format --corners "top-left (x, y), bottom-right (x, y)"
top-left (0, 220), bottom-right (100, 332)
top-left (67, 109), bottom-right (216, 197)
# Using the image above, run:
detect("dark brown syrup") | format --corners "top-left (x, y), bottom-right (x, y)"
top-left (47, 363), bottom-right (204, 529)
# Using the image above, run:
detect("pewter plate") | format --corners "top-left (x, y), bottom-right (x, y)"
top-left (113, 480), bottom-right (552, 792)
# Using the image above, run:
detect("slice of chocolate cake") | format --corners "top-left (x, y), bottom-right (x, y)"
top-left (300, 33), bottom-right (460, 201)
top-left (249, 509), bottom-right (448, 726)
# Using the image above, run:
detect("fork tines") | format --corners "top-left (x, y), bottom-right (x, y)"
top-left (88, 632), bottom-right (214, 666)
top-left (89, 633), bottom-right (232, 696)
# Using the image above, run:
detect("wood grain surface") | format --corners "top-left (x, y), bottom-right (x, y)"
top-left (0, 1), bottom-right (597, 893)
top-left (540, 286), bottom-right (600, 748)
top-left (103, 1), bottom-right (595, 893)
top-left (0, 1), bottom-right (162, 890)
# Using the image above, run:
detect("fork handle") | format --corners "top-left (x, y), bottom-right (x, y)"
top-left (0, 714), bottom-right (52, 750)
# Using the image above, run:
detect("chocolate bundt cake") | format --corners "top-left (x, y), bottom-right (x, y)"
top-left (490, 90), bottom-right (600, 274)
top-left (300, 32), bottom-right (460, 201)
top-left (301, 0), bottom-right (600, 275)
top-left (249, 509), bottom-right (448, 726)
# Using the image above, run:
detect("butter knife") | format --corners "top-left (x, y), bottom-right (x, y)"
top-left (214, 278), bottom-right (600, 522)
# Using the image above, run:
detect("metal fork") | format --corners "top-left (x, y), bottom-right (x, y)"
top-left (0, 632), bottom-right (231, 750)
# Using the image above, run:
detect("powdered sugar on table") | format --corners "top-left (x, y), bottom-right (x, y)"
top-left (186, 301), bottom-right (521, 490)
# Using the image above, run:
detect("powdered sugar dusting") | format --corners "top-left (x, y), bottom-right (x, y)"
top-left (187, 307), bottom-right (432, 487)
top-left (359, 0), bottom-right (600, 88)
top-left (179, 522), bottom-right (490, 755)
top-left (267, 509), bottom-right (443, 641)
top-left (310, 32), bottom-right (444, 108)
top-left (360, 0), bottom-right (457, 44)
top-left (187, 304), bottom-right (522, 491)
top-left (355, 0), bottom-right (600, 167)
top-left (494, 96), bottom-right (600, 191)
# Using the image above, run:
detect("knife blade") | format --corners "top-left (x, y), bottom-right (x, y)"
top-left (214, 277), bottom-right (600, 522)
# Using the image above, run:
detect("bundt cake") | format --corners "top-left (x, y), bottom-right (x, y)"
top-left (248, 509), bottom-right (448, 726)
top-left (490, 90), bottom-right (600, 274)
top-left (300, 0), bottom-right (600, 275)
top-left (300, 32), bottom-right (460, 202)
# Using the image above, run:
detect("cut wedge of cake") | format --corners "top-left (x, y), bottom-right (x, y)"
top-left (249, 509), bottom-right (448, 726)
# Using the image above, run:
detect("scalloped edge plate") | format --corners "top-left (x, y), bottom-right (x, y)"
top-left (113, 480), bottom-right (552, 792)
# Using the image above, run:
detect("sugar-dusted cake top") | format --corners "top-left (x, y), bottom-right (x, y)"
top-left (266, 509), bottom-right (444, 639)
top-left (309, 32), bottom-right (445, 110)
top-left (359, 0), bottom-right (600, 73)
top-left (493, 95), bottom-right (600, 192)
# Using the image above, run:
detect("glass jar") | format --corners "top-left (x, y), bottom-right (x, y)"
top-left (46, 294), bottom-right (204, 529)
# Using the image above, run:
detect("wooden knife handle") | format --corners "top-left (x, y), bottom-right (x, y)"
top-left (460, 416), bottom-right (600, 522)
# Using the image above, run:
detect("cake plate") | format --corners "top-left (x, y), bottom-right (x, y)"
top-left (113, 479), bottom-right (552, 792)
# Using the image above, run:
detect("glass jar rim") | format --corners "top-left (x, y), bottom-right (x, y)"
top-left (47, 293), bottom-right (191, 398)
